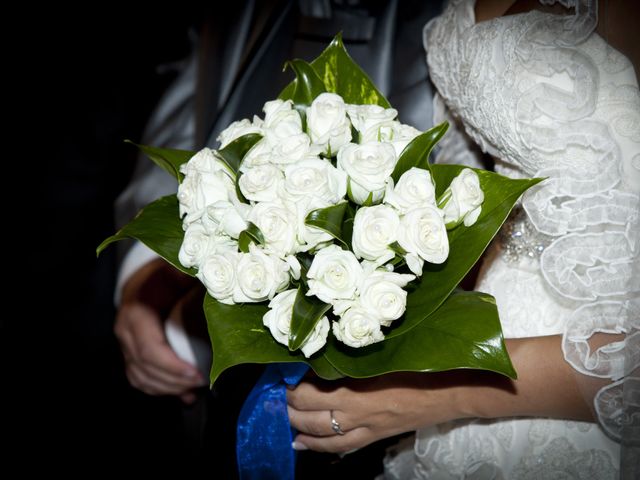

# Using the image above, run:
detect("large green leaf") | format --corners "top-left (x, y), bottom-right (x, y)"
top-left (205, 289), bottom-right (516, 384)
top-left (342, 203), bottom-right (356, 249)
top-left (285, 59), bottom-right (327, 110)
top-left (204, 294), bottom-right (342, 384)
top-left (96, 195), bottom-right (195, 276)
top-left (126, 141), bottom-right (194, 183)
top-left (279, 33), bottom-right (390, 107)
top-left (217, 133), bottom-right (263, 174)
top-left (305, 202), bottom-right (350, 248)
top-left (324, 290), bottom-right (517, 379)
top-left (238, 222), bottom-right (265, 253)
top-left (289, 287), bottom-right (332, 351)
top-left (386, 166), bottom-right (543, 339)
top-left (390, 122), bottom-right (449, 183)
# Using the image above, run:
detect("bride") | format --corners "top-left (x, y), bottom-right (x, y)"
top-left (287, 0), bottom-right (639, 477)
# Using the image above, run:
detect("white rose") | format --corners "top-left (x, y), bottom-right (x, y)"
top-left (439, 169), bottom-right (484, 227)
top-left (346, 104), bottom-right (397, 138)
top-left (180, 220), bottom-right (237, 269)
top-left (331, 299), bottom-right (356, 316)
top-left (306, 244), bottom-right (364, 304)
top-left (179, 148), bottom-right (233, 177)
top-left (300, 315), bottom-right (330, 357)
top-left (262, 289), bottom-right (330, 357)
top-left (266, 132), bottom-right (313, 165)
top-left (210, 234), bottom-right (239, 254)
top-left (332, 306), bottom-right (384, 348)
top-left (217, 118), bottom-right (263, 149)
top-left (248, 201), bottom-right (298, 257)
top-left (202, 200), bottom-right (248, 239)
top-left (384, 167), bottom-right (436, 214)
top-left (177, 169), bottom-right (235, 224)
top-left (179, 222), bottom-right (211, 269)
top-left (389, 123), bottom-right (421, 157)
top-left (398, 205), bottom-right (449, 264)
top-left (295, 196), bottom-right (333, 253)
top-left (197, 253), bottom-right (238, 304)
top-left (261, 289), bottom-right (294, 346)
top-left (405, 252), bottom-right (425, 277)
top-left (337, 142), bottom-right (397, 205)
top-left (239, 164), bottom-right (283, 202)
top-left (240, 137), bottom-right (273, 170)
top-left (360, 122), bottom-right (421, 157)
top-left (233, 245), bottom-right (290, 303)
top-left (352, 205), bottom-right (399, 264)
top-left (263, 99), bottom-right (303, 138)
top-left (307, 93), bottom-right (352, 155)
top-left (282, 158), bottom-right (347, 204)
top-left (284, 255), bottom-right (301, 280)
top-left (360, 120), bottom-right (396, 143)
top-left (359, 270), bottom-right (414, 326)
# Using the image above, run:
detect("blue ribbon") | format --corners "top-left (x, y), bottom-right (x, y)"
top-left (237, 363), bottom-right (309, 480)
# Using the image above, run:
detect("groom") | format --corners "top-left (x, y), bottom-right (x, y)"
top-left (114, 0), bottom-right (444, 476)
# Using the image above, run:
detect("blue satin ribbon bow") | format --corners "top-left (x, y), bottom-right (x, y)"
top-left (237, 363), bottom-right (309, 480)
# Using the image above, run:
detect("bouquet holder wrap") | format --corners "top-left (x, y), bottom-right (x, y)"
top-left (237, 363), bottom-right (309, 480)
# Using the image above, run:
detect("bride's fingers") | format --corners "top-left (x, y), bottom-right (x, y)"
top-left (288, 406), bottom-right (353, 437)
top-left (287, 381), bottom-right (342, 411)
top-left (293, 427), bottom-right (370, 453)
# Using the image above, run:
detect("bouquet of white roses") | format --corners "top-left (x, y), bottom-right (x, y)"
top-left (99, 35), bottom-right (540, 384)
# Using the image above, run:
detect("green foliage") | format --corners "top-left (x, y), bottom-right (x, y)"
top-left (390, 122), bottom-right (448, 183)
top-left (305, 203), bottom-right (350, 248)
top-left (238, 222), bottom-right (265, 253)
top-left (218, 133), bottom-right (263, 174)
top-left (125, 141), bottom-right (194, 183)
top-left (284, 59), bottom-right (327, 110)
top-left (280, 33), bottom-right (390, 107)
top-left (204, 295), bottom-right (343, 384)
top-left (96, 195), bottom-right (195, 277)
top-left (289, 287), bottom-right (332, 351)
top-left (324, 290), bottom-right (516, 379)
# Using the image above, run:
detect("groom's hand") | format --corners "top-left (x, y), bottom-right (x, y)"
top-left (115, 259), bottom-right (205, 403)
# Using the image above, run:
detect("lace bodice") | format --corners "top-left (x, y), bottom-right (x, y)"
top-left (379, 1), bottom-right (640, 478)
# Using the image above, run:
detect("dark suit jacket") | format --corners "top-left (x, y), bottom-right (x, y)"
top-left (115, 0), bottom-right (443, 233)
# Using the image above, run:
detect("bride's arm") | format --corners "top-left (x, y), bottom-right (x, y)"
top-left (287, 333), bottom-right (614, 453)
top-left (469, 334), bottom-right (615, 420)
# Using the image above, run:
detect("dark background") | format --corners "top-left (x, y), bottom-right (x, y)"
top-left (43, 7), bottom-right (208, 470)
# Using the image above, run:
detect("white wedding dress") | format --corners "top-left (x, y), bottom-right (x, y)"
top-left (382, 1), bottom-right (640, 478)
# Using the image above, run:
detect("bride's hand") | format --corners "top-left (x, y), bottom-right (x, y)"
top-left (288, 335), bottom-right (601, 453)
top-left (287, 371), bottom-right (473, 453)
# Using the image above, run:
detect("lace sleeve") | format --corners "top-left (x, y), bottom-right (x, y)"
top-left (519, 47), bottom-right (640, 443)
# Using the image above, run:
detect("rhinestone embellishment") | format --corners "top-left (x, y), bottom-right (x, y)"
top-left (500, 207), bottom-right (554, 263)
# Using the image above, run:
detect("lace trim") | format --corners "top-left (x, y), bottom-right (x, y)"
top-left (595, 376), bottom-right (640, 443)
top-left (562, 301), bottom-right (639, 380)
top-left (540, 232), bottom-right (638, 301)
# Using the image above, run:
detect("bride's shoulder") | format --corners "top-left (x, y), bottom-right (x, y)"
top-left (474, 0), bottom-right (639, 74)
top-left (475, 0), bottom-right (571, 23)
